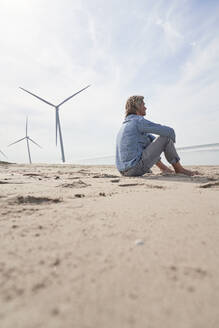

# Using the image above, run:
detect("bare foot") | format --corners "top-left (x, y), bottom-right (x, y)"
top-left (172, 162), bottom-right (200, 176)
top-left (175, 168), bottom-right (199, 176)
top-left (156, 161), bottom-right (174, 174)
top-left (161, 168), bottom-right (174, 174)
top-left (157, 162), bottom-right (174, 174)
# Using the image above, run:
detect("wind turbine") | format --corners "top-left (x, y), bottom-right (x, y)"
top-left (8, 117), bottom-right (41, 164)
top-left (19, 85), bottom-right (91, 163)
top-left (0, 149), bottom-right (7, 159)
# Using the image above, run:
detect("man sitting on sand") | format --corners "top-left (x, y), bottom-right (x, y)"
top-left (116, 95), bottom-right (198, 177)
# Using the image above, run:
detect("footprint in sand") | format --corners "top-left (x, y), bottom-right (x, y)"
top-left (76, 169), bottom-right (91, 176)
top-left (146, 184), bottom-right (165, 189)
top-left (199, 181), bottom-right (219, 188)
top-left (0, 180), bottom-right (25, 185)
top-left (23, 173), bottom-right (41, 177)
top-left (118, 183), bottom-right (142, 187)
top-left (74, 193), bottom-right (85, 198)
top-left (118, 183), bottom-right (164, 189)
top-left (93, 174), bottom-right (119, 178)
top-left (11, 196), bottom-right (62, 205)
top-left (60, 180), bottom-right (89, 188)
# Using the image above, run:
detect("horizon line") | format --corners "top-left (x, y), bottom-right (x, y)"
top-left (75, 142), bottom-right (219, 162)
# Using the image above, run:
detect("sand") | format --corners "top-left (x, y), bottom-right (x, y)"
top-left (0, 162), bottom-right (219, 328)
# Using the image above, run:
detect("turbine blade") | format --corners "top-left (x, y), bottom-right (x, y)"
top-left (57, 85), bottom-right (91, 107)
top-left (0, 149), bottom-right (7, 158)
top-left (8, 137), bottom-right (26, 147)
top-left (28, 137), bottom-right (42, 148)
top-left (19, 87), bottom-right (56, 108)
top-left (55, 110), bottom-right (58, 146)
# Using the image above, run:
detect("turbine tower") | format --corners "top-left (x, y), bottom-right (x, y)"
top-left (19, 85), bottom-right (91, 163)
top-left (8, 117), bottom-right (41, 164)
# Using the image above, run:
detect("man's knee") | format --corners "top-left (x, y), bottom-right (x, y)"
top-left (158, 135), bottom-right (170, 141)
top-left (156, 135), bottom-right (171, 145)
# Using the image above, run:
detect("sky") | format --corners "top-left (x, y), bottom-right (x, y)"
top-left (0, 0), bottom-right (219, 163)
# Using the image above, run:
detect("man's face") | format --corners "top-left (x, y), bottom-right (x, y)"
top-left (137, 101), bottom-right (147, 116)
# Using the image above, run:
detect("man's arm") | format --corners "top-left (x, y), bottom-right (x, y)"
top-left (138, 117), bottom-right (176, 143)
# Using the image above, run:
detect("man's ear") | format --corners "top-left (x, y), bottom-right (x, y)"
top-left (135, 104), bottom-right (139, 113)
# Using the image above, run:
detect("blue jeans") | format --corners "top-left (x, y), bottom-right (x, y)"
top-left (121, 136), bottom-right (180, 177)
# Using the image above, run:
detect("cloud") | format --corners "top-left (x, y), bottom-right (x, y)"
top-left (150, 34), bottom-right (219, 146)
top-left (0, 0), bottom-right (219, 163)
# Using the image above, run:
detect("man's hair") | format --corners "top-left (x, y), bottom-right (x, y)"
top-left (125, 95), bottom-right (144, 117)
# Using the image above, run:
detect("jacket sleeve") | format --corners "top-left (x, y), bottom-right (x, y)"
top-left (148, 134), bottom-right (156, 142)
top-left (138, 118), bottom-right (176, 143)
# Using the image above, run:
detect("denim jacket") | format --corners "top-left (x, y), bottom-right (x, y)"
top-left (116, 114), bottom-right (175, 172)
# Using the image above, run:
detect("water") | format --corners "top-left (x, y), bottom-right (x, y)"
top-left (175, 149), bottom-right (219, 166)
top-left (75, 144), bottom-right (219, 166)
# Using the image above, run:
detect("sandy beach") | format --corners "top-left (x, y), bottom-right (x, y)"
top-left (0, 162), bottom-right (219, 328)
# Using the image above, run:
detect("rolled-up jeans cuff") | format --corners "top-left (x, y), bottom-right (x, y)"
top-left (169, 156), bottom-right (180, 164)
